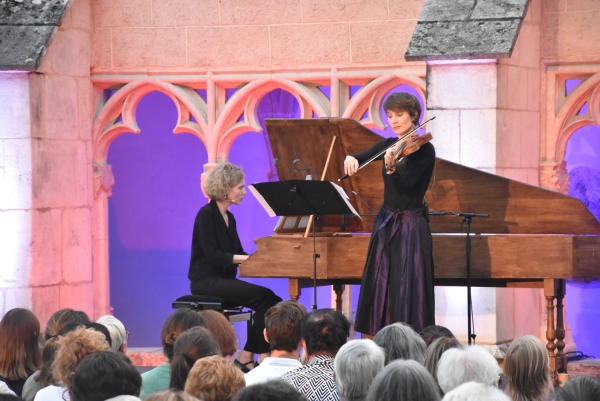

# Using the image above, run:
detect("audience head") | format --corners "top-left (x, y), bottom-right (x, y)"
top-left (424, 337), bottom-right (464, 384)
top-left (97, 315), bottom-right (128, 353)
top-left (70, 351), bottom-right (142, 401)
top-left (203, 162), bottom-right (245, 201)
top-left (437, 346), bottom-right (499, 394)
top-left (366, 359), bottom-right (441, 401)
top-left (334, 339), bottom-right (385, 401)
top-left (373, 322), bottom-right (426, 364)
top-left (504, 335), bottom-right (552, 401)
top-left (556, 375), bottom-right (600, 401)
top-left (184, 355), bottom-right (245, 401)
top-left (169, 326), bottom-right (220, 390)
top-left (52, 326), bottom-right (110, 390)
top-left (232, 380), bottom-right (306, 401)
top-left (301, 309), bottom-right (350, 357)
top-left (264, 301), bottom-right (307, 353)
top-left (441, 382), bottom-right (511, 401)
top-left (420, 325), bottom-right (455, 348)
top-left (0, 308), bottom-right (41, 380)
top-left (145, 390), bottom-right (200, 401)
top-left (161, 309), bottom-right (204, 361)
top-left (198, 310), bottom-right (237, 357)
top-left (44, 309), bottom-right (90, 341)
top-left (85, 322), bottom-right (113, 348)
top-left (38, 309), bottom-right (90, 387)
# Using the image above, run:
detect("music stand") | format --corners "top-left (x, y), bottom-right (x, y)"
top-left (249, 180), bottom-right (359, 310)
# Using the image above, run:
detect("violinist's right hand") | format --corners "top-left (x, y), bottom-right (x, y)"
top-left (344, 155), bottom-right (359, 176)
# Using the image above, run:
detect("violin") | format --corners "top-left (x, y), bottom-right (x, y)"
top-left (338, 116), bottom-right (435, 181)
top-left (385, 132), bottom-right (433, 174)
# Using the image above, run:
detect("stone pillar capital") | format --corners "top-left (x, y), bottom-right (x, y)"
top-left (93, 162), bottom-right (115, 199)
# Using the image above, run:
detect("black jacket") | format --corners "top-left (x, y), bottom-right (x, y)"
top-left (188, 200), bottom-right (245, 281)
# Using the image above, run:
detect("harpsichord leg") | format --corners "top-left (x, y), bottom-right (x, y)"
top-left (289, 279), bottom-right (301, 302)
top-left (333, 283), bottom-right (343, 313)
top-left (555, 279), bottom-right (567, 373)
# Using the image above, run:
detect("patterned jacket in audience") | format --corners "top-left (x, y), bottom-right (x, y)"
top-left (280, 355), bottom-right (339, 401)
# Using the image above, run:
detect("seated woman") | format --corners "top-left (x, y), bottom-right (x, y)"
top-left (188, 162), bottom-right (281, 371)
top-left (503, 336), bottom-right (553, 401)
top-left (0, 308), bottom-right (41, 397)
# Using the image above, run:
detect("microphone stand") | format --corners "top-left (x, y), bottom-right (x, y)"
top-left (429, 210), bottom-right (489, 345)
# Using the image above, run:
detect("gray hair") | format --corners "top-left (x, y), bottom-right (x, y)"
top-left (97, 315), bottom-right (127, 353)
top-left (441, 382), bottom-right (511, 401)
top-left (366, 359), bottom-right (441, 401)
top-left (504, 336), bottom-right (552, 401)
top-left (372, 322), bottom-right (426, 364)
top-left (424, 337), bottom-right (464, 384)
top-left (437, 346), bottom-right (499, 393)
top-left (556, 375), bottom-right (600, 401)
top-left (334, 340), bottom-right (385, 401)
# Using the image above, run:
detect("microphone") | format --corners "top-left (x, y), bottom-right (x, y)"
top-left (287, 159), bottom-right (301, 174)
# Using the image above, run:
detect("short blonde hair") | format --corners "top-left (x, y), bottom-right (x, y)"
top-left (504, 335), bottom-right (552, 401)
top-left (52, 327), bottom-right (110, 389)
top-left (202, 163), bottom-right (244, 201)
top-left (184, 355), bottom-right (245, 401)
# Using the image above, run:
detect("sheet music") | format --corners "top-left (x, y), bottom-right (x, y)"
top-left (248, 185), bottom-right (276, 218)
top-left (330, 182), bottom-right (361, 219)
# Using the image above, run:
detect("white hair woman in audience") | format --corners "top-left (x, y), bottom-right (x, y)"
top-left (97, 315), bottom-right (128, 354)
top-left (365, 359), bottom-right (441, 401)
top-left (334, 340), bottom-right (385, 401)
top-left (424, 337), bottom-right (463, 393)
top-left (503, 336), bottom-right (552, 401)
top-left (372, 322), bottom-right (426, 364)
top-left (556, 375), bottom-right (600, 401)
top-left (442, 382), bottom-right (511, 401)
top-left (436, 345), bottom-right (500, 394)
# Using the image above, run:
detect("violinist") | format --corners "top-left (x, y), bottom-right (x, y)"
top-left (343, 92), bottom-right (435, 336)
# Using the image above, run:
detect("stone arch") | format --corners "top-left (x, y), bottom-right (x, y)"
top-left (542, 72), bottom-right (600, 192)
top-left (213, 78), bottom-right (330, 162)
top-left (92, 79), bottom-right (208, 164)
top-left (342, 72), bottom-right (426, 130)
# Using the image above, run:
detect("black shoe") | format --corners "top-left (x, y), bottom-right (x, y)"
top-left (234, 359), bottom-right (254, 373)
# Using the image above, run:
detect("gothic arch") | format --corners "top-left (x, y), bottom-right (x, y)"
top-left (342, 72), bottom-right (426, 129)
top-left (92, 79), bottom-right (208, 163)
top-left (213, 78), bottom-right (330, 162)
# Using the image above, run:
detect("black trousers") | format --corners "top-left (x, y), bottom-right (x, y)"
top-left (191, 278), bottom-right (281, 354)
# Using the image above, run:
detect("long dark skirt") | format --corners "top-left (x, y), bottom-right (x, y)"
top-left (354, 206), bottom-right (435, 336)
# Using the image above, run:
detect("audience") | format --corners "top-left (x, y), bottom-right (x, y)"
top-left (96, 315), bottom-right (128, 354)
top-left (0, 308), bottom-right (42, 397)
top-left (503, 335), bottom-right (552, 401)
top-left (436, 345), bottom-right (499, 394)
top-left (23, 309), bottom-right (90, 401)
top-left (197, 310), bottom-right (238, 357)
top-left (245, 301), bottom-right (307, 385)
top-left (233, 381), bottom-right (306, 401)
top-left (423, 337), bottom-right (463, 391)
top-left (365, 359), bottom-right (441, 401)
top-left (556, 375), bottom-right (600, 401)
top-left (184, 356), bottom-right (245, 401)
top-left (0, 383), bottom-right (16, 396)
top-left (169, 327), bottom-right (220, 391)
top-left (333, 340), bottom-right (385, 401)
top-left (280, 308), bottom-right (350, 401)
top-left (441, 382), bottom-right (510, 401)
top-left (420, 325), bottom-right (455, 348)
top-left (145, 390), bottom-right (199, 401)
top-left (373, 322), bottom-right (426, 365)
top-left (140, 309), bottom-right (204, 399)
top-left (34, 327), bottom-right (110, 401)
top-left (70, 351), bottom-right (142, 401)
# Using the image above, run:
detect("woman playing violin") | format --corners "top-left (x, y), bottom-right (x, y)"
top-left (343, 92), bottom-right (435, 336)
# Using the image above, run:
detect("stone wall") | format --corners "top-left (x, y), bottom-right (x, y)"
top-left (91, 0), bottom-right (425, 71)
top-left (28, 0), bottom-right (95, 326)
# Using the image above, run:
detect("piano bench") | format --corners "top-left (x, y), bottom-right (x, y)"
top-left (172, 295), bottom-right (252, 324)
